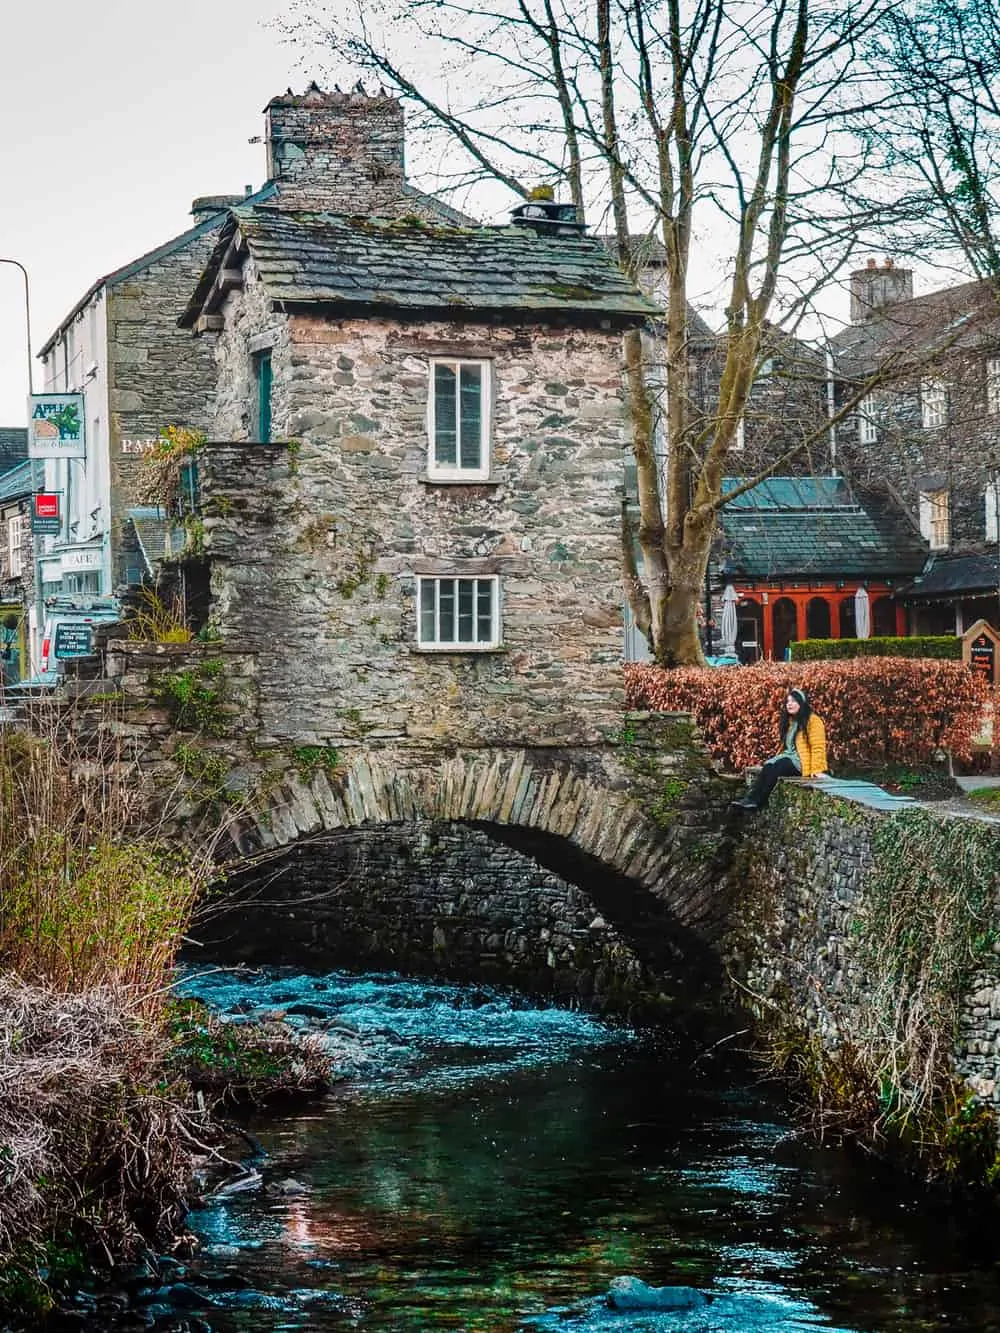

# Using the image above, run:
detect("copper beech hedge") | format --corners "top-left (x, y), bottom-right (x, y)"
top-left (624, 659), bottom-right (991, 772)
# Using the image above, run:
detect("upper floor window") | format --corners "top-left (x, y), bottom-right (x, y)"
top-left (987, 479), bottom-right (1000, 544)
top-left (987, 359), bottom-right (1000, 415)
top-left (7, 514), bottom-right (23, 579)
top-left (417, 575), bottom-right (500, 649)
top-left (731, 417), bottom-right (745, 453)
top-left (858, 393), bottom-right (878, 445)
top-left (919, 487), bottom-right (950, 549)
top-left (920, 378), bottom-right (947, 430)
top-left (254, 350), bottom-right (272, 443)
top-left (428, 360), bottom-right (491, 480)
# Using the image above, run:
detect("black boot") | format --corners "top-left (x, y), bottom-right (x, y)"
top-left (730, 797), bottom-right (760, 811)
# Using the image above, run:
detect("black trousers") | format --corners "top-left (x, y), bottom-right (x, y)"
top-left (745, 756), bottom-right (800, 807)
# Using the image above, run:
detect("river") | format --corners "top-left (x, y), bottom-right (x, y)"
top-left (56, 966), bottom-right (1000, 1332)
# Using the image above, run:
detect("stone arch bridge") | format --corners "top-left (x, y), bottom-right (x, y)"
top-left (101, 641), bottom-right (736, 1013)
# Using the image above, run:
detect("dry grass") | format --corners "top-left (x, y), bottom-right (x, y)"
top-left (0, 979), bottom-right (212, 1312)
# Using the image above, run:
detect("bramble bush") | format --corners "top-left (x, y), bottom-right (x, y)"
top-left (624, 659), bottom-right (990, 771)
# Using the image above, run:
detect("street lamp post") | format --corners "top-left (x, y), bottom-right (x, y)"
top-left (0, 257), bottom-right (41, 671)
top-left (0, 258), bottom-right (34, 396)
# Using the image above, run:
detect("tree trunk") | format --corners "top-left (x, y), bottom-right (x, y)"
top-left (663, 528), bottom-right (711, 667)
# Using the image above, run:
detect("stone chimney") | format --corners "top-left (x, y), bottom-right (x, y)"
top-left (264, 82), bottom-right (407, 214)
top-left (849, 258), bottom-right (914, 323)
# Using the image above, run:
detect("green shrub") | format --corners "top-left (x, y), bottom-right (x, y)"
top-left (625, 657), bottom-right (989, 771)
top-left (791, 635), bottom-right (961, 661)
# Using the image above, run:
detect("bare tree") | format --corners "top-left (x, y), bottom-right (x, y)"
top-left (284, 0), bottom-right (907, 664)
top-left (865, 0), bottom-right (1000, 286)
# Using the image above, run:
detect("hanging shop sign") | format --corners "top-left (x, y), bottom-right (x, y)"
top-left (31, 492), bottom-right (62, 535)
top-left (27, 394), bottom-right (86, 458)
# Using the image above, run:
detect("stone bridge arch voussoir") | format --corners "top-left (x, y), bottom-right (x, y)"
top-left (242, 747), bottom-right (684, 919)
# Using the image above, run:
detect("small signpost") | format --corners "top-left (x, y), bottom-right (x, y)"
top-left (962, 619), bottom-right (1000, 686)
top-left (31, 492), bottom-right (62, 536)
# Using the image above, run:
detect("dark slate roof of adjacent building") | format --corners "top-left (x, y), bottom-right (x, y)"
top-left (0, 460), bottom-right (34, 504)
top-left (182, 206), bottom-right (661, 327)
top-left (0, 429), bottom-right (27, 474)
top-left (126, 507), bottom-right (185, 575)
top-left (38, 183), bottom-right (280, 358)
top-left (718, 475), bottom-right (929, 579)
top-left (832, 277), bottom-right (1000, 376)
top-left (898, 552), bottom-right (1000, 598)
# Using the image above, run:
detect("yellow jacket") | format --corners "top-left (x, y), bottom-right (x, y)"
top-left (787, 712), bottom-right (827, 778)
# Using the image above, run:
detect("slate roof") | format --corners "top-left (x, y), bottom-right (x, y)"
top-left (181, 206), bottom-right (661, 327)
top-left (126, 507), bottom-right (185, 575)
top-left (832, 277), bottom-right (1000, 377)
top-left (718, 476), bottom-right (928, 580)
top-left (898, 552), bottom-right (1000, 598)
top-left (0, 461), bottom-right (34, 504)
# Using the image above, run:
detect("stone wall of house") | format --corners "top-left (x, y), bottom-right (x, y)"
top-left (201, 272), bottom-right (631, 750)
top-left (724, 784), bottom-right (1000, 1107)
top-left (106, 222), bottom-right (226, 582)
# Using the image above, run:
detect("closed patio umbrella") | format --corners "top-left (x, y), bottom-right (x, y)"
top-left (854, 585), bottom-right (871, 640)
top-left (720, 584), bottom-right (739, 656)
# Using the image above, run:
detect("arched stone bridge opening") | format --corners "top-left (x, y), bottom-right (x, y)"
top-left (192, 740), bottom-right (735, 1018)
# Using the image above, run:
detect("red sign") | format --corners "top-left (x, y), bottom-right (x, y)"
top-left (34, 493), bottom-right (60, 520)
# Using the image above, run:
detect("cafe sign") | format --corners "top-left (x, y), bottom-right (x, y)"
top-left (27, 394), bottom-right (86, 459)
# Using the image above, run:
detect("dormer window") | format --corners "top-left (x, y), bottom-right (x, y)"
top-left (428, 359), bottom-right (491, 480)
top-left (920, 378), bottom-right (947, 430)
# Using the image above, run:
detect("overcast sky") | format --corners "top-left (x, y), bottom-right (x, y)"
top-left (0, 0), bottom-right (320, 424)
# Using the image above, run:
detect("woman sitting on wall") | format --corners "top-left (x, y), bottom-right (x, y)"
top-left (731, 687), bottom-right (829, 812)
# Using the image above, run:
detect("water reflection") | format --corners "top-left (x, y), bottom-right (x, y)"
top-left (155, 967), bottom-right (1000, 1332)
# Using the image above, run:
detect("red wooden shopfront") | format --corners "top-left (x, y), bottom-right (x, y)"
top-left (731, 582), bottom-right (905, 662)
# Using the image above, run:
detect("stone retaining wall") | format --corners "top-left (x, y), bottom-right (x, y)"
top-left (724, 784), bottom-right (1000, 1106)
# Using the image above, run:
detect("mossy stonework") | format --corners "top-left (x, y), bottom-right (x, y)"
top-left (723, 783), bottom-right (1000, 1183)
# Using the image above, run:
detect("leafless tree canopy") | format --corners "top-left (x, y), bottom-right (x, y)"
top-left (281, 0), bottom-right (992, 662)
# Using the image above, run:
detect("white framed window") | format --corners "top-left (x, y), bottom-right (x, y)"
top-left (417, 576), bottom-right (500, 649)
top-left (919, 488), bottom-right (950, 549)
top-left (7, 514), bottom-right (24, 578)
top-left (428, 359), bottom-right (491, 479)
top-left (987, 480), bottom-right (1000, 544)
top-left (987, 359), bottom-right (1000, 415)
top-left (920, 378), bottom-right (948, 429)
top-left (858, 393), bottom-right (878, 444)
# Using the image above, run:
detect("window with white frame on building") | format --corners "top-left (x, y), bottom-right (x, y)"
top-left (7, 513), bottom-right (23, 578)
top-left (920, 378), bottom-right (948, 429)
top-left (858, 393), bottom-right (878, 444)
top-left (987, 359), bottom-right (1000, 415)
top-left (919, 487), bottom-right (950, 549)
top-left (987, 479), bottom-right (1000, 544)
top-left (428, 360), bottom-right (491, 479)
top-left (417, 575), bottom-right (500, 649)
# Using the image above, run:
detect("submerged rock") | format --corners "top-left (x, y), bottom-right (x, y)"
top-left (607, 1276), bottom-right (710, 1312)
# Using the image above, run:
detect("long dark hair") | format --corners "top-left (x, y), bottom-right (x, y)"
top-left (779, 687), bottom-right (812, 743)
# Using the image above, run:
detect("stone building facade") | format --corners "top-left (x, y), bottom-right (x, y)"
top-left (182, 197), bottom-right (656, 749)
top-left (834, 261), bottom-right (1000, 633)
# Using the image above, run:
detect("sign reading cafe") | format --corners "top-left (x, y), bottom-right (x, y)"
top-left (27, 394), bottom-right (86, 458)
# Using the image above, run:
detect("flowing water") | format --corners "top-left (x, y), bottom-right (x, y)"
top-left (63, 967), bottom-right (1000, 1331)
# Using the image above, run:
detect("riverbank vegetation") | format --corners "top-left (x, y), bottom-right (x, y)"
top-left (0, 716), bottom-right (334, 1321)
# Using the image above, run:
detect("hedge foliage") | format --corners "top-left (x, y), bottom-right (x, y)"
top-left (624, 658), bottom-right (990, 771)
top-left (791, 636), bottom-right (962, 662)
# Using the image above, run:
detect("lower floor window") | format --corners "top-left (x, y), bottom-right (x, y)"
top-left (418, 576), bottom-right (500, 648)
